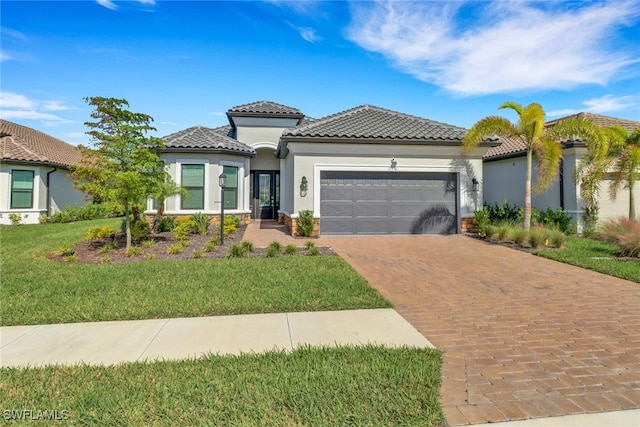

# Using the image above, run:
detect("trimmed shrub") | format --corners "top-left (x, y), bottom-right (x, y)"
top-left (533, 207), bottom-right (575, 234)
top-left (484, 201), bottom-right (522, 225)
top-left (284, 244), bottom-right (298, 255)
top-left (44, 203), bottom-right (121, 224)
top-left (173, 217), bottom-right (198, 242)
top-left (157, 216), bottom-right (175, 232)
top-left (297, 210), bottom-right (315, 237)
top-left (130, 220), bottom-right (150, 242)
top-left (190, 212), bottom-right (210, 235)
top-left (228, 243), bottom-right (248, 258)
top-left (85, 226), bottom-right (117, 242)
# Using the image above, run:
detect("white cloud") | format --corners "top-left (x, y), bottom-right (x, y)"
top-left (96, 0), bottom-right (117, 10)
top-left (0, 91), bottom-right (73, 123)
top-left (548, 95), bottom-right (639, 117)
top-left (286, 21), bottom-right (321, 43)
top-left (347, 1), bottom-right (640, 96)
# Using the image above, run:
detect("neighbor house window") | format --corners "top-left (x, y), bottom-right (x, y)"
top-left (10, 170), bottom-right (34, 209)
top-left (223, 166), bottom-right (238, 209)
top-left (181, 164), bottom-right (204, 210)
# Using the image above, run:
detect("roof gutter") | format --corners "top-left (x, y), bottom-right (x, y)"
top-left (46, 166), bottom-right (58, 216)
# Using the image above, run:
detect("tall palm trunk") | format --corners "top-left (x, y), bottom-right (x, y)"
top-left (630, 184), bottom-right (636, 220)
top-left (524, 149), bottom-right (533, 231)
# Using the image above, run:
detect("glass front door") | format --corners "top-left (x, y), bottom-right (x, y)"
top-left (251, 171), bottom-right (279, 220)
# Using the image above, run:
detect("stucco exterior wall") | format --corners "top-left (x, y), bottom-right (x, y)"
top-left (597, 176), bottom-right (640, 222)
top-left (155, 153), bottom-right (250, 216)
top-left (251, 148), bottom-right (279, 170)
top-left (280, 142), bottom-right (486, 222)
top-left (0, 163), bottom-right (85, 225)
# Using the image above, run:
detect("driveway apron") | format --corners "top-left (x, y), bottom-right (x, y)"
top-left (319, 235), bottom-right (640, 426)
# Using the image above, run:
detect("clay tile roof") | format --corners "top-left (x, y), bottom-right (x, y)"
top-left (283, 105), bottom-right (467, 142)
top-left (162, 125), bottom-right (255, 155)
top-left (227, 100), bottom-right (304, 117)
top-left (484, 112), bottom-right (640, 159)
top-left (0, 119), bottom-right (82, 167)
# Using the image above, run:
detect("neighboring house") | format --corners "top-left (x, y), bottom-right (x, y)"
top-left (152, 101), bottom-right (497, 236)
top-left (0, 120), bottom-right (86, 225)
top-left (483, 112), bottom-right (640, 229)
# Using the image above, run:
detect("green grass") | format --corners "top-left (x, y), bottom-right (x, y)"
top-left (534, 236), bottom-right (640, 283)
top-left (0, 220), bottom-right (390, 326)
top-left (0, 345), bottom-right (444, 426)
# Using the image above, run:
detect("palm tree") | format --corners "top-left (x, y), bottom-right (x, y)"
top-left (151, 179), bottom-right (187, 232)
top-left (464, 102), bottom-right (602, 231)
top-left (609, 127), bottom-right (640, 220)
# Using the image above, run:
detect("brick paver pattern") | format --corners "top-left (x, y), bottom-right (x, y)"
top-left (319, 235), bottom-right (640, 425)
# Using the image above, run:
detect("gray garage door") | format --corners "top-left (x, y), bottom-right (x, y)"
top-left (320, 171), bottom-right (458, 235)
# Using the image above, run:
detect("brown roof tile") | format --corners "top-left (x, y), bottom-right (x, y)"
top-left (0, 119), bottom-right (82, 167)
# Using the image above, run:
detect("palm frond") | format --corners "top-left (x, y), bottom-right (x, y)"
top-left (498, 101), bottom-right (524, 116)
top-left (462, 116), bottom-right (518, 152)
top-left (533, 136), bottom-right (562, 194)
top-left (519, 103), bottom-right (546, 143)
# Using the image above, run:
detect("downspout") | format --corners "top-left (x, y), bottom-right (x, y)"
top-left (559, 159), bottom-right (564, 209)
top-left (46, 167), bottom-right (58, 216)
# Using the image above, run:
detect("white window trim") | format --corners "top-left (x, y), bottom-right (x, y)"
top-left (176, 159), bottom-right (209, 212)
top-left (8, 166), bottom-right (40, 211)
top-left (312, 163), bottom-right (470, 218)
top-left (220, 160), bottom-right (245, 213)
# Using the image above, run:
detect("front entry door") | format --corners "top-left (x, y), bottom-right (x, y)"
top-left (251, 171), bottom-right (279, 220)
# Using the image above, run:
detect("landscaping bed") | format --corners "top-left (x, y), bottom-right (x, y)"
top-left (50, 223), bottom-right (334, 264)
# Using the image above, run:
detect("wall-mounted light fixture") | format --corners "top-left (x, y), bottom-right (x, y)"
top-left (390, 158), bottom-right (397, 170)
top-left (472, 177), bottom-right (479, 192)
top-left (300, 176), bottom-right (308, 197)
top-left (219, 173), bottom-right (227, 244)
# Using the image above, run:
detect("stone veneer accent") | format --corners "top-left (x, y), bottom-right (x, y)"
top-left (461, 217), bottom-right (475, 233)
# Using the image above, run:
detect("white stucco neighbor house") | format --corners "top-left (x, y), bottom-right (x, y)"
top-left (152, 101), bottom-right (498, 236)
top-left (0, 119), bottom-right (86, 225)
top-left (483, 112), bottom-right (640, 230)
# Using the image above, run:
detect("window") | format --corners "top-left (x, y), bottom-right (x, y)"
top-left (11, 170), bottom-right (34, 209)
top-left (181, 164), bottom-right (204, 209)
top-left (223, 165), bottom-right (238, 209)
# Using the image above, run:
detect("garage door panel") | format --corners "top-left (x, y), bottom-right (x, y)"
top-left (320, 171), bottom-right (458, 235)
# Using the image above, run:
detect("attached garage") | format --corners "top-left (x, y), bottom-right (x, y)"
top-left (320, 171), bottom-right (458, 235)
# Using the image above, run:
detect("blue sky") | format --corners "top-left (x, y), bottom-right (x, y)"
top-left (2, 0), bottom-right (639, 146)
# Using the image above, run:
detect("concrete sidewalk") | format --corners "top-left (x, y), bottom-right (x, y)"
top-left (0, 308), bottom-right (432, 368)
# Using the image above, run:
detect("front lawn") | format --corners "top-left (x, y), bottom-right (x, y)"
top-left (0, 345), bottom-right (444, 426)
top-left (1, 219), bottom-right (390, 326)
top-left (534, 235), bottom-right (640, 283)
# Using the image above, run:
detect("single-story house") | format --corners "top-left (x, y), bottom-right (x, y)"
top-left (483, 112), bottom-right (640, 229)
top-left (152, 101), bottom-right (497, 236)
top-left (0, 119), bottom-right (86, 225)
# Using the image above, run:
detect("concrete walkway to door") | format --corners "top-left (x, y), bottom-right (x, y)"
top-left (318, 235), bottom-right (640, 426)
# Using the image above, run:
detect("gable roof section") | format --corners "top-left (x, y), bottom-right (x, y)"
top-left (484, 112), bottom-right (640, 160)
top-left (283, 105), bottom-right (468, 143)
top-left (161, 125), bottom-right (255, 156)
top-left (0, 119), bottom-right (82, 168)
top-left (227, 100), bottom-right (305, 124)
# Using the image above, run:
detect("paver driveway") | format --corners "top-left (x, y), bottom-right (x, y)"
top-left (319, 235), bottom-right (640, 425)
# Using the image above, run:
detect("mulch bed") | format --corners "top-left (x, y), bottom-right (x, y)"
top-left (50, 224), bottom-right (335, 264)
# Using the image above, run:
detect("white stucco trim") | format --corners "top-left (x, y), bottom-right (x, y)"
top-left (250, 141), bottom-right (278, 150)
top-left (312, 163), bottom-right (471, 218)
top-left (220, 159), bottom-right (246, 213)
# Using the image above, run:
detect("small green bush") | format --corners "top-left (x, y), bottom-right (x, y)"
top-left (98, 242), bottom-right (118, 253)
top-left (240, 240), bottom-right (254, 252)
top-left (284, 244), bottom-right (298, 255)
top-left (191, 250), bottom-right (204, 259)
top-left (167, 243), bottom-right (185, 254)
top-left (157, 216), bottom-right (175, 232)
top-left (533, 208), bottom-right (575, 234)
top-left (203, 239), bottom-right (218, 253)
top-left (142, 240), bottom-right (156, 249)
top-left (44, 203), bottom-right (121, 224)
top-left (125, 246), bottom-right (141, 257)
top-left (173, 217), bottom-right (198, 242)
top-left (297, 210), bottom-right (315, 237)
top-left (305, 241), bottom-right (316, 250)
top-left (190, 212), bottom-right (210, 235)
top-left (265, 247), bottom-right (279, 258)
top-left (484, 201), bottom-right (522, 225)
top-left (268, 241), bottom-right (282, 253)
top-left (307, 246), bottom-right (320, 256)
top-left (223, 215), bottom-right (238, 236)
top-left (85, 226), bottom-right (117, 242)
top-left (484, 225), bottom-right (498, 239)
top-left (130, 220), bottom-right (150, 242)
top-left (8, 213), bottom-right (23, 226)
top-left (512, 227), bottom-right (527, 245)
top-left (497, 224), bottom-right (512, 241)
top-left (228, 243), bottom-right (248, 258)
top-left (549, 229), bottom-right (566, 248)
top-left (528, 227), bottom-right (548, 248)
top-left (473, 208), bottom-right (490, 232)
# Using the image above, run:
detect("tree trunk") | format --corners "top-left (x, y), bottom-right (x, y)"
top-left (630, 183), bottom-right (636, 221)
top-left (524, 149), bottom-right (533, 231)
top-left (152, 200), bottom-right (165, 233)
top-left (124, 205), bottom-right (132, 249)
